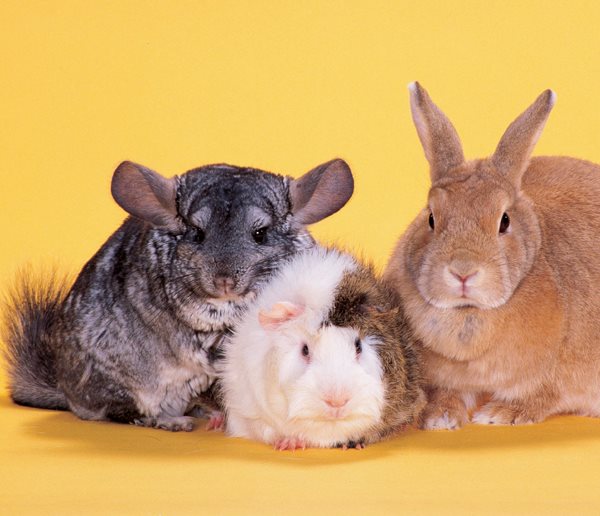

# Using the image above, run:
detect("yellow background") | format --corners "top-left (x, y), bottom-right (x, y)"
top-left (2, 1), bottom-right (600, 514)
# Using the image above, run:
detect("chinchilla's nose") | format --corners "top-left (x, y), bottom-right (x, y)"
top-left (213, 275), bottom-right (236, 296)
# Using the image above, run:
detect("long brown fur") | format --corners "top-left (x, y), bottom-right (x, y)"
top-left (385, 83), bottom-right (600, 428)
top-left (329, 262), bottom-right (426, 442)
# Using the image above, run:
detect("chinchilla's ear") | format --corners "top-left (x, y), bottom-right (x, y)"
top-left (408, 81), bottom-right (465, 182)
top-left (289, 159), bottom-right (354, 225)
top-left (492, 89), bottom-right (556, 188)
top-left (111, 161), bottom-right (183, 232)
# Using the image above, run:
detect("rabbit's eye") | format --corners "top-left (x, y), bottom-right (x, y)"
top-left (499, 212), bottom-right (510, 234)
top-left (301, 343), bottom-right (310, 359)
top-left (428, 212), bottom-right (435, 230)
top-left (252, 227), bottom-right (268, 244)
top-left (354, 338), bottom-right (362, 356)
top-left (195, 228), bottom-right (205, 244)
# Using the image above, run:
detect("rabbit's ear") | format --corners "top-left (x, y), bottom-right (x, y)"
top-left (111, 161), bottom-right (183, 232)
top-left (492, 90), bottom-right (556, 187)
top-left (290, 159), bottom-right (354, 225)
top-left (409, 82), bottom-right (465, 182)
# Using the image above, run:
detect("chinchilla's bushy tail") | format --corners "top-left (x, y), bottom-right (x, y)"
top-left (2, 270), bottom-right (69, 410)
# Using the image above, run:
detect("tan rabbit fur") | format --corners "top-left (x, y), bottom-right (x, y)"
top-left (384, 82), bottom-right (600, 429)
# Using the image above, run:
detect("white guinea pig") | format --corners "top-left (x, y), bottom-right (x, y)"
top-left (221, 246), bottom-right (425, 450)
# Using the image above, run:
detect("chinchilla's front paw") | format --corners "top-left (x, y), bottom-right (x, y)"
top-left (134, 416), bottom-right (195, 432)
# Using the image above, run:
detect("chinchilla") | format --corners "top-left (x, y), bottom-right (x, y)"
top-left (3, 159), bottom-right (354, 431)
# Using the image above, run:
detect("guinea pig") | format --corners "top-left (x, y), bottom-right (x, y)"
top-left (221, 246), bottom-right (426, 450)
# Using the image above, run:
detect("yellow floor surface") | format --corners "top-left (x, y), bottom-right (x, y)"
top-left (2, 386), bottom-right (600, 515)
top-left (3, 1), bottom-right (600, 514)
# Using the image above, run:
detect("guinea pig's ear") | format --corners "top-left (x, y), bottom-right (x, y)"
top-left (111, 161), bottom-right (184, 232)
top-left (290, 159), bottom-right (354, 225)
top-left (258, 301), bottom-right (304, 330)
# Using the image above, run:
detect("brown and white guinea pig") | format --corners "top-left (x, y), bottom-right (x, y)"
top-left (385, 82), bottom-right (600, 429)
top-left (221, 246), bottom-right (425, 450)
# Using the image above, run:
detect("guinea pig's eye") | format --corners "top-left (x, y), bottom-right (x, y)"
top-left (428, 212), bottom-right (435, 230)
top-left (252, 227), bottom-right (268, 244)
top-left (354, 338), bottom-right (362, 356)
top-left (301, 343), bottom-right (310, 359)
top-left (499, 212), bottom-right (510, 234)
top-left (195, 228), bottom-right (205, 244)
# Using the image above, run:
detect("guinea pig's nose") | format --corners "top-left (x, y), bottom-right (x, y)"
top-left (214, 275), bottom-right (236, 295)
top-left (323, 394), bottom-right (350, 408)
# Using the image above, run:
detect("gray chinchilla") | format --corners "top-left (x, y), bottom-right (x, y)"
top-left (3, 159), bottom-right (354, 431)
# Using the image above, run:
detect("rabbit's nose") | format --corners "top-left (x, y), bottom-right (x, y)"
top-left (214, 275), bottom-right (236, 295)
top-left (451, 270), bottom-right (479, 285)
top-left (444, 264), bottom-right (482, 289)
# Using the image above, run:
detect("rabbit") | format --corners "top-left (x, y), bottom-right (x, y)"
top-left (3, 159), bottom-right (354, 431)
top-left (384, 81), bottom-right (600, 429)
top-left (221, 246), bottom-right (425, 450)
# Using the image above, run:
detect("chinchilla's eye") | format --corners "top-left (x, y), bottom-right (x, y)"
top-left (252, 227), bottom-right (268, 244)
top-left (428, 212), bottom-right (435, 230)
top-left (354, 337), bottom-right (362, 355)
top-left (301, 343), bottom-right (310, 358)
top-left (195, 228), bottom-right (205, 244)
top-left (499, 212), bottom-right (510, 234)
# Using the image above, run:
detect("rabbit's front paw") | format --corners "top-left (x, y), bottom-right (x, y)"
top-left (472, 400), bottom-right (546, 426)
top-left (421, 389), bottom-right (469, 430)
top-left (422, 408), bottom-right (468, 430)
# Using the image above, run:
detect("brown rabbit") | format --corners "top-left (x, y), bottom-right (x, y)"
top-left (384, 82), bottom-right (600, 429)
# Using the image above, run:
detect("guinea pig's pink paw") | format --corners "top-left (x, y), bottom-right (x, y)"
top-left (274, 437), bottom-right (306, 451)
top-left (336, 439), bottom-right (366, 450)
top-left (472, 401), bottom-right (544, 426)
top-left (205, 411), bottom-right (225, 431)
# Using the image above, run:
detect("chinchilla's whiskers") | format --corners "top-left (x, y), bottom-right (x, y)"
top-left (166, 269), bottom-right (206, 283)
top-left (167, 275), bottom-right (198, 286)
top-left (165, 285), bottom-right (201, 305)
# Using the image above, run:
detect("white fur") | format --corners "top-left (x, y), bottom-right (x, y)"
top-left (422, 412), bottom-right (461, 431)
top-left (222, 247), bottom-right (386, 448)
top-left (251, 246), bottom-right (358, 326)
